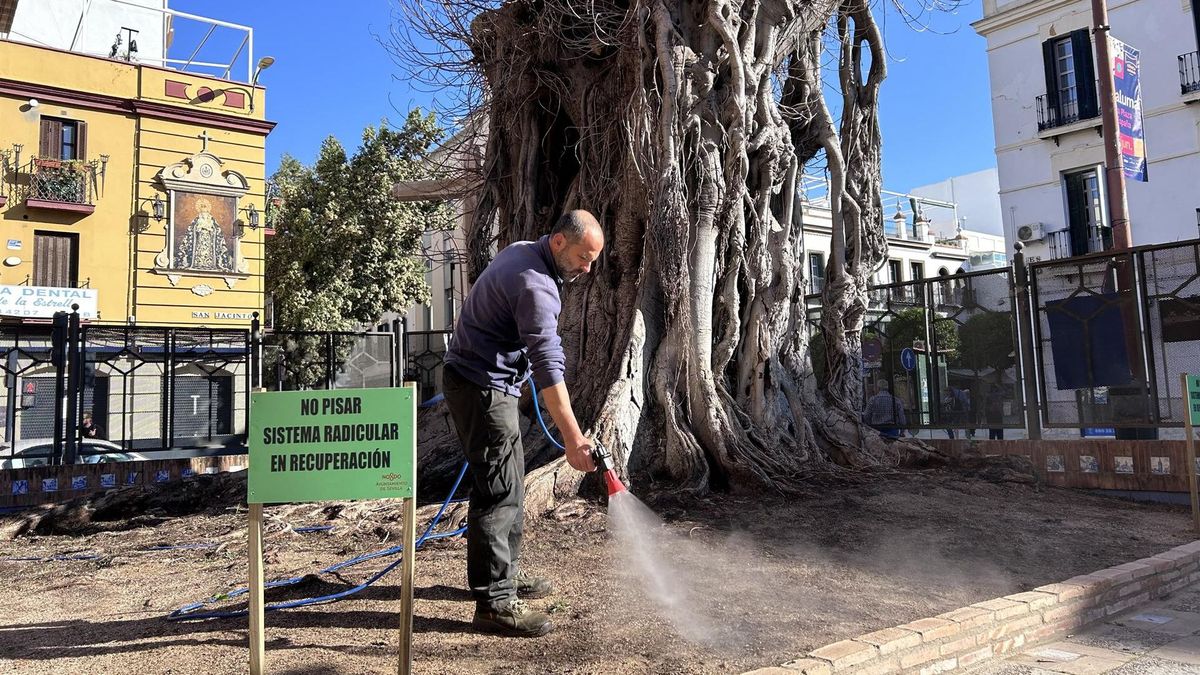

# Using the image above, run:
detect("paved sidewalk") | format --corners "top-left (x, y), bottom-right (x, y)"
top-left (974, 582), bottom-right (1200, 674)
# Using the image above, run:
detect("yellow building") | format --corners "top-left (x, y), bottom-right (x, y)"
top-left (0, 12), bottom-right (273, 328)
top-left (0, 2), bottom-right (275, 455)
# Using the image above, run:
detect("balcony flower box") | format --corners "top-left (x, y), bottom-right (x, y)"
top-left (23, 159), bottom-right (95, 214)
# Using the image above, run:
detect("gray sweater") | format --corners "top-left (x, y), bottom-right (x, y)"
top-left (444, 235), bottom-right (565, 397)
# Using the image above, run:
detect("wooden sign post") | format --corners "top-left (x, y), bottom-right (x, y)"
top-left (398, 382), bottom-right (418, 675)
top-left (246, 387), bottom-right (418, 674)
top-left (1184, 374), bottom-right (1200, 534)
top-left (248, 501), bottom-right (266, 674)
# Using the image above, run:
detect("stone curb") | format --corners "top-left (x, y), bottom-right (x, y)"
top-left (742, 540), bottom-right (1200, 675)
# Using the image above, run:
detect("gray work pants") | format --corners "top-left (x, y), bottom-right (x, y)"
top-left (441, 364), bottom-right (525, 611)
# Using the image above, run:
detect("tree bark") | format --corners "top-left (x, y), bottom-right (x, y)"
top-left (415, 0), bottom-right (937, 511)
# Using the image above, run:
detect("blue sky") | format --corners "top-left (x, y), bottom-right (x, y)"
top-left (171, 0), bottom-right (995, 192)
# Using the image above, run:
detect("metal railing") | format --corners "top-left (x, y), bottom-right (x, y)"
top-left (22, 158), bottom-right (97, 206)
top-left (404, 330), bottom-right (453, 403)
top-left (801, 236), bottom-right (1200, 433)
top-left (1047, 230), bottom-right (1073, 259)
top-left (808, 268), bottom-right (1024, 432)
top-left (1036, 86), bottom-right (1100, 132)
top-left (1181, 51), bottom-right (1200, 95)
top-left (0, 315), bottom-right (406, 466)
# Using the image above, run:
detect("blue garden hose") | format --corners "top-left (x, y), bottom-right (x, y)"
top-left (1, 531), bottom-right (331, 563)
top-left (167, 461), bottom-right (471, 621)
top-left (166, 381), bottom-right (563, 621)
top-left (528, 383), bottom-right (565, 450)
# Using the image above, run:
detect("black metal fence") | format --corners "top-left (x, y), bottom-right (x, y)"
top-left (806, 237), bottom-right (1200, 434)
top-left (1031, 240), bottom-right (1200, 429)
top-left (403, 330), bottom-right (453, 402)
top-left (808, 268), bottom-right (1023, 432)
top-left (1180, 51), bottom-right (1200, 95)
top-left (0, 316), bottom-right (406, 466)
top-left (7, 238), bottom-right (1196, 465)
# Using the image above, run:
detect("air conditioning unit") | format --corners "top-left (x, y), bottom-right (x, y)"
top-left (1016, 223), bottom-right (1046, 243)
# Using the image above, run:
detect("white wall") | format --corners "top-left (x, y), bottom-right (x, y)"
top-left (5, 0), bottom-right (167, 63)
top-left (975, 0), bottom-right (1200, 262)
top-left (910, 168), bottom-right (1006, 238)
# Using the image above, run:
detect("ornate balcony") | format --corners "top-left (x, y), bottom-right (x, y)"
top-left (1181, 51), bottom-right (1200, 96)
top-left (22, 158), bottom-right (98, 214)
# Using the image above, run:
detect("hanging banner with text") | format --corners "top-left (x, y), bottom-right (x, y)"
top-left (0, 285), bottom-right (98, 320)
top-left (248, 388), bottom-right (415, 504)
top-left (1111, 36), bottom-right (1148, 182)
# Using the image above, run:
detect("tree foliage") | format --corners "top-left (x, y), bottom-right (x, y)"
top-left (266, 109), bottom-right (453, 332)
top-left (955, 311), bottom-right (1016, 373)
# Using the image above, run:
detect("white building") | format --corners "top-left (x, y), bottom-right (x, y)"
top-left (1, 0), bottom-right (260, 82)
top-left (2, 0), bottom-right (167, 64)
top-left (973, 0), bottom-right (1200, 262)
top-left (797, 174), bottom-right (1005, 294)
top-left (910, 167), bottom-right (1010, 270)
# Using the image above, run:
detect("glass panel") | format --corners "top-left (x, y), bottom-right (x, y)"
top-left (1056, 38), bottom-right (1077, 107)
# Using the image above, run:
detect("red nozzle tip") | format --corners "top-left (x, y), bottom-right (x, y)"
top-left (603, 469), bottom-right (627, 496)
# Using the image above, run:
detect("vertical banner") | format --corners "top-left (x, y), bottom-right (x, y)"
top-left (1111, 36), bottom-right (1148, 182)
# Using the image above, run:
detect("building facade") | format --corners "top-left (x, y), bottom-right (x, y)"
top-left (0, 0), bottom-right (274, 327)
top-left (974, 0), bottom-right (1200, 262)
top-left (801, 176), bottom-right (1007, 296)
top-left (0, 0), bottom-right (274, 453)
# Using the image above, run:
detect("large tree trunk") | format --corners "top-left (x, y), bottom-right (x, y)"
top-left (413, 0), bottom-right (935, 510)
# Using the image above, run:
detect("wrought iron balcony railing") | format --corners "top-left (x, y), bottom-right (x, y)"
top-left (1181, 51), bottom-right (1200, 95)
top-left (1036, 84), bottom-right (1100, 132)
top-left (22, 157), bottom-right (98, 213)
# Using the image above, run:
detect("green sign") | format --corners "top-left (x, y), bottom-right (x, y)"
top-left (248, 388), bottom-right (415, 504)
top-left (1188, 375), bottom-right (1200, 427)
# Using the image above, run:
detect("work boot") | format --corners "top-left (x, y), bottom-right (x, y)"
top-left (514, 569), bottom-right (554, 599)
top-left (473, 598), bottom-right (554, 637)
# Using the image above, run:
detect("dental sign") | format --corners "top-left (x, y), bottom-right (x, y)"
top-left (0, 285), bottom-right (98, 319)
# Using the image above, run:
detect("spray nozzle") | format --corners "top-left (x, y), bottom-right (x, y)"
top-left (590, 443), bottom-right (627, 496)
top-left (591, 443), bottom-right (616, 473)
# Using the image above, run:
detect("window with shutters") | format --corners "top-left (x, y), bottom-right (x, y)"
top-left (1182, 0), bottom-right (1200, 95)
top-left (38, 117), bottom-right (87, 161)
top-left (808, 252), bottom-right (825, 294)
top-left (1194, 0), bottom-right (1200, 48)
top-left (33, 232), bottom-right (79, 288)
top-left (1063, 168), bottom-right (1110, 256)
top-left (1038, 30), bottom-right (1099, 131)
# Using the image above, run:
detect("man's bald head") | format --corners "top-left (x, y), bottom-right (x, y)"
top-left (552, 210), bottom-right (603, 243)
top-left (549, 209), bottom-right (605, 282)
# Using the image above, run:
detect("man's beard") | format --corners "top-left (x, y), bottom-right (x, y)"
top-left (554, 251), bottom-right (582, 283)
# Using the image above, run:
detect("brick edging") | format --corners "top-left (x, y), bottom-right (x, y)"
top-left (744, 540), bottom-right (1200, 675)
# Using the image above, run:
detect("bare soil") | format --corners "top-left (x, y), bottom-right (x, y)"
top-left (0, 465), bottom-right (1194, 675)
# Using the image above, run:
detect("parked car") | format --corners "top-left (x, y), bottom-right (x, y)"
top-left (0, 439), bottom-right (148, 470)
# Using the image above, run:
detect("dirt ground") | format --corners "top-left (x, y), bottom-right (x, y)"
top-left (1, 465), bottom-right (1196, 675)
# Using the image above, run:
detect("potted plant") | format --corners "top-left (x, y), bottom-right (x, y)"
top-left (34, 160), bottom-right (87, 203)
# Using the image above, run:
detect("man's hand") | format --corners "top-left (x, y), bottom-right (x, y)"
top-left (565, 439), bottom-right (596, 473)
top-left (537, 382), bottom-right (596, 472)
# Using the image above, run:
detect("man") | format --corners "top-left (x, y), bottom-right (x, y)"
top-left (441, 209), bottom-right (604, 638)
top-left (864, 381), bottom-right (906, 439)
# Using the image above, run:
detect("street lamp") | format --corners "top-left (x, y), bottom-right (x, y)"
top-left (249, 56), bottom-right (275, 113)
top-left (152, 193), bottom-right (165, 221)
